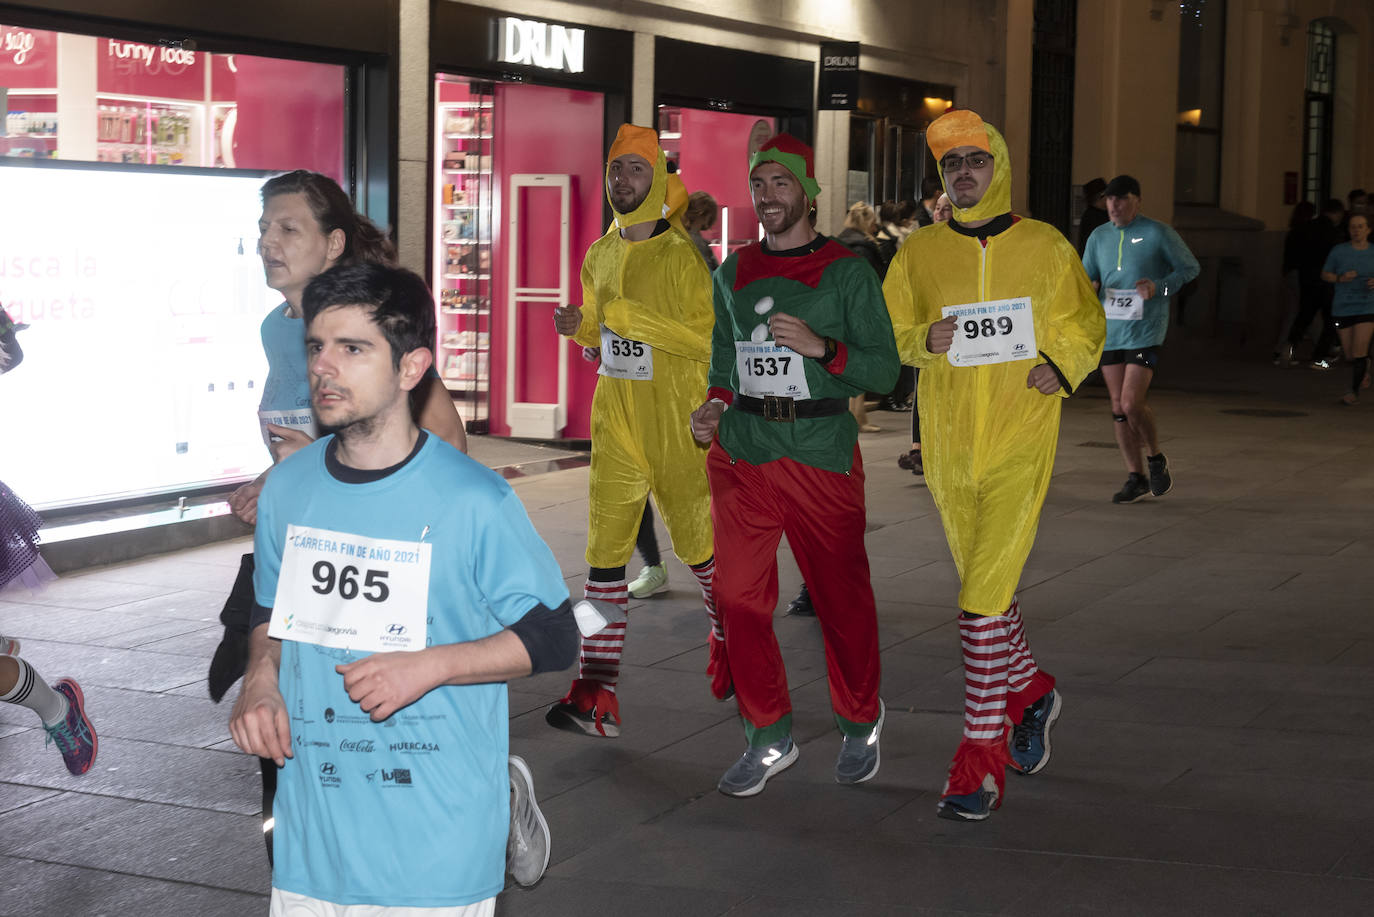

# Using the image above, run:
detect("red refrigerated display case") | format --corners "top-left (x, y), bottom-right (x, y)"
top-left (433, 74), bottom-right (608, 440)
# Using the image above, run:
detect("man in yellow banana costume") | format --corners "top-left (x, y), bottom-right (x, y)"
top-left (884, 109), bottom-right (1104, 821)
top-left (546, 124), bottom-right (722, 739)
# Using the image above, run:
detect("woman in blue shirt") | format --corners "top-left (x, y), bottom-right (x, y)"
top-left (1321, 213), bottom-right (1374, 404)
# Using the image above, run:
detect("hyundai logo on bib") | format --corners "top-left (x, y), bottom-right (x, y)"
top-left (319, 763), bottom-right (336, 775)
top-left (387, 624), bottom-right (407, 636)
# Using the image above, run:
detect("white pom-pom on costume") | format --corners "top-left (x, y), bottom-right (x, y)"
top-left (753, 296), bottom-right (774, 315)
top-left (750, 323), bottom-right (770, 343)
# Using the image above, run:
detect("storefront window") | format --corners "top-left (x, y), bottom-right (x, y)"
top-left (0, 24), bottom-right (344, 176)
top-left (658, 106), bottom-right (775, 265)
top-left (1175, 0), bottom-right (1224, 205)
top-left (0, 23), bottom-right (348, 509)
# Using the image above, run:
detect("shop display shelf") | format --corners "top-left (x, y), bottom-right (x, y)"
top-left (443, 378), bottom-right (489, 391)
top-left (443, 133), bottom-right (489, 140)
top-left (443, 203), bottom-right (481, 209)
top-left (444, 169), bottom-right (481, 175)
top-left (2, 133), bottom-right (58, 140)
top-left (441, 307), bottom-right (482, 315)
top-left (440, 343), bottom-right (491, 351)
top-left (443, 273), bottom-right (490, 281)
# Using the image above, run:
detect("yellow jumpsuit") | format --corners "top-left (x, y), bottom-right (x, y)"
top-left (883, 126), bottom-right (1104, 615)
top-left (573, 157), bottom-right (715, 568)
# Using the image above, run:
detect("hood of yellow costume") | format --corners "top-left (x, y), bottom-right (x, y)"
top-left (606, 124), bottom-right (669, 229)
top-left (927, 109), bottom-right (1011, 223)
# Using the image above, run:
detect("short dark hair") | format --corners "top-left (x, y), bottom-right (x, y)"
top-left (920, 176), bottom-right (943, 201)
top-left (1322, 198), bottom-right (1346, 215)
top-left (261, 170), bottom-right (397, 267)
top-left (1104, 174), bottom-right (1141, 198)
top-left (302, 262), bottom-right (436, 369)
top-left (878, 200), bottom-right (902, 223)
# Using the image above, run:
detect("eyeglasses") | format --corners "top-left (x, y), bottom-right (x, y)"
top-left (940, 152), bottom-right (994, 173)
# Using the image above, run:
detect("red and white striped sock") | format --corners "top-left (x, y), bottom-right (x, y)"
top-left (959, 612), bottom-right (1011, 742)
top-left (689, 557), bottom-right (722, 640)
top-left (1004, 597), bottom-right (1039, 694)
top-left (578, 578), bottom-right (629, 692)
top-left (943, 612), bottom-right (1016, 800)
top-left (690, 557), bottom-right (732, 700)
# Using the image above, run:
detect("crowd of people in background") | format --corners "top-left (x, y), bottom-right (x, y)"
top-left (1276, 189), bottom-right (1374, 404)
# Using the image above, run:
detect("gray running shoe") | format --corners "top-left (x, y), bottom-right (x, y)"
top-left (506, 755), bottom-right (550, 887)
top-left (718, 736), bottom-right (798, 797)
top-left (835, 700), bottom-right (884, 784)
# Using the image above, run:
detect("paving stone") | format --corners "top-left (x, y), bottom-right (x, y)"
top-left (0, 683), bottom-right (234, 748)
top-left (1, 639), bottom-right (207, 692)
top-left (0, 731), bottom-right (261, 815)
top-left (0, 855), bottom-right (266, 916)
top-left (2, 793), bottom-right (269, 893)
top-left (0, 781), bottom-right (60, 813)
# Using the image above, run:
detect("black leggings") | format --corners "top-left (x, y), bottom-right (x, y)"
top-left (635, 500), bottom-right (660, 567)
top-left (910, 368), bottom-right (921, 444)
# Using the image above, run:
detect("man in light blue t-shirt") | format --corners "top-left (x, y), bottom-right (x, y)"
top-left (230, 262), bottom-right (577, 914)
top-left (1082, 175), bottom-right (1199, 505)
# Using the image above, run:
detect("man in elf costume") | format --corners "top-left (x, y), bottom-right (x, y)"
top-left (883, 109), bottom-right (1104, 820)
top-left (690, 134), bottom-right (898, 797)
top-left (547, 124), bottom-right (722, 738)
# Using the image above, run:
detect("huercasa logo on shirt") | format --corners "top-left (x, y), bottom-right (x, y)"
top-left (390, 741), bottom-right (441, 754)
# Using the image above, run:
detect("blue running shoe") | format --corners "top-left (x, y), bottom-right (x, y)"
top-left (45, 678), bottom-right (97, 776)
top-left (1010, 689), bottom-right (1061, 776)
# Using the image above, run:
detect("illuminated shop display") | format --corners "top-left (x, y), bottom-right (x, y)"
top-left (0, 23), bottom-right (345, 508)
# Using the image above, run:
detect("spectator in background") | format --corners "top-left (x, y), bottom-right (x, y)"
top-left (684, 190), bottom-right (720, 272)
top-left (897, 192), bottom-right (954, 476)
top-left (916, 176), bottom-right (943, 227)
top-left (875, 200), bottom-right (904, 266)
top-left (836, 201), bottom-right (886, 278)
top-left (1077, 177), bottom-right (1108, 255)
top-left (1348, 188), bottom-right (1369, 219)
top-left (836, 201), bottom-right (887, 432)
top-left (1275, 201), bottom-right (1316, 365)
top-left (1285, 198), bottom-right (1347, 369)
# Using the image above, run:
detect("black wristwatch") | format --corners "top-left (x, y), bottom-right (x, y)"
top-left (816, 336), bottom-right (838, 366)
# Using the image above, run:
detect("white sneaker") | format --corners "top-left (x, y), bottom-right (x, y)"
top-left (627, 563), bottom-right (668, 598)
top-left (506, 755), bottom-right (550, 886)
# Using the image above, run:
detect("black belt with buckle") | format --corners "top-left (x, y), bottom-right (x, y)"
top-left (735, 395), bottom-right (848, 423)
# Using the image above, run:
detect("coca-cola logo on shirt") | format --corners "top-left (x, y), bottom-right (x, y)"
top-left (338, 738), bottom-right (376, 753)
